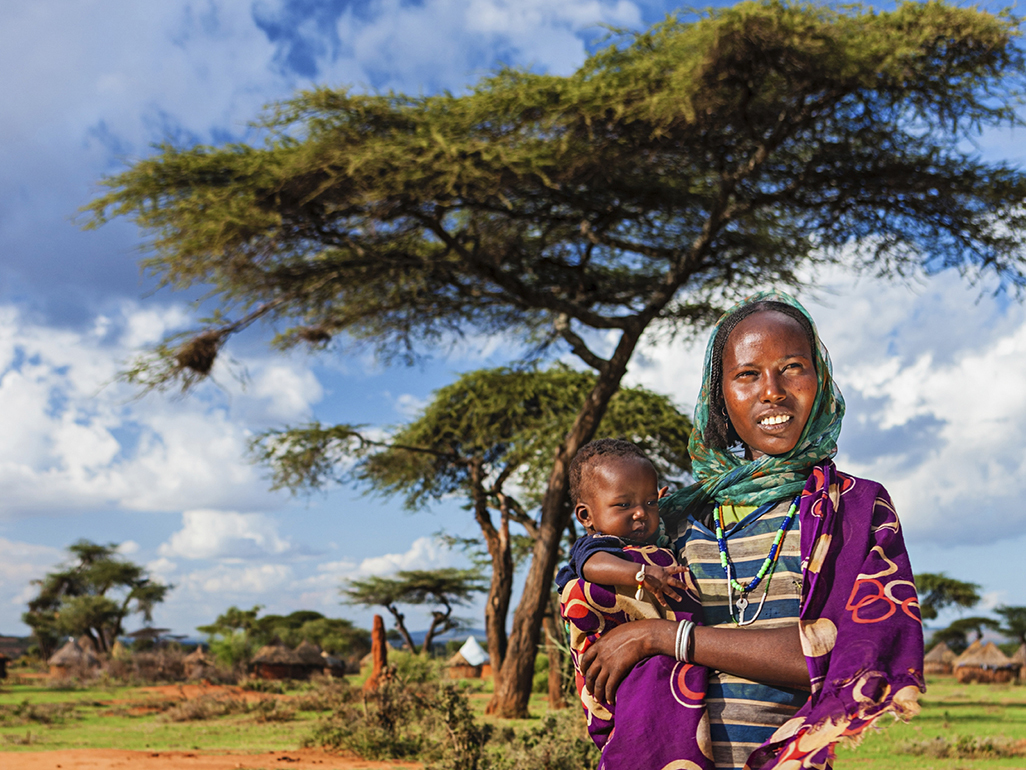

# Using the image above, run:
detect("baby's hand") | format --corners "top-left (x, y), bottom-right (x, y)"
top-left (639, 564), bottom-right (689, 607)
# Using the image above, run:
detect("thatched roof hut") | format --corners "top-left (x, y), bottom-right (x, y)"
top-left (924, 641), bottom-right (956, 675)
top-left (48, 638), bottom-right (100, 678)
top-left (447, 637), bottom-right (488, 680)
top-left (251, 642), bottom-right (307, 680)
top-left (954, 641), bottom-right (1020, 683)
top-left (294, 640), bottom-right (325, 668)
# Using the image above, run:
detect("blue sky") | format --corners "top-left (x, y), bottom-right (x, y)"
top-left (1, 0), bottom-right (1024, 639)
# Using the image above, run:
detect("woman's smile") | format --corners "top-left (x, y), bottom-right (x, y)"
top-left (722, 311), bottom-right (817, 459)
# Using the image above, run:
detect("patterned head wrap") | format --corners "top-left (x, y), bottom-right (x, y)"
top-left (660, 290), bottom-right (845, 517)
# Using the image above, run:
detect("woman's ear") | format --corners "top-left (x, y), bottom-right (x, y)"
top-left (658, 486), bottom-right (669, 499)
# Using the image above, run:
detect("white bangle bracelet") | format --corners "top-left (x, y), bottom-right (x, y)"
top-left (634, 565), bottom-right (646, 601)
top-left (675, 619), bottom-right (695, 663)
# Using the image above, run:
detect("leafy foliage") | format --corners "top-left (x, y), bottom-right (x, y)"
top-left (197, 606), bottom-right (370, 668)
top-left (915, 573), bottom-right (981, 621)
top-left (931, 616), bottom-right (1001, 654)
top-left (995, 605), bottom-right (1026, 646)
top-left (23, 540), bottom-right (172, 658)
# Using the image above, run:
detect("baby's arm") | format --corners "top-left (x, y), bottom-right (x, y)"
top-left (581, 552), bottom-right (689, 607)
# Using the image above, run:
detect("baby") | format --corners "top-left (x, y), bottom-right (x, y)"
top-left (555, 438), bottom-right (687, 606)
top-left (557, 438), bottom-right (708, 754)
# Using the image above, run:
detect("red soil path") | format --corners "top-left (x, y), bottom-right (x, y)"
top-left (1, 748), bottom-right (421, 770)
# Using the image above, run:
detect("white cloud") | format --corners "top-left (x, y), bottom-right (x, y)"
top-left (0, 537), bottom-right (64, 629)
top-left (357, 535), bottom-right (452, 575)
top-left (159, 509), bottom-right (294, 560)
top-left (179, 563), bottom-right (295, 594)
top-left (0, 302), bottom-right (323, 518)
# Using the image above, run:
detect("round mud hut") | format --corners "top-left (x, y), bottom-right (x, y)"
top-left (48, 638), bottom-right (99, 679)
top-left (251, 642), bottom-right (307, 680)
top-left (953, 641), bottom-right (1020, 683)
top-left (447, 636), bottom-right (488, 680)
top-left (924, 641), bottom-right (956, 675)
top-left (294, 640), bottom-right (328, 677)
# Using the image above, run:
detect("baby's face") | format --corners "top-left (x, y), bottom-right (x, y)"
top-left (575, 456), bottom-right (660, 543)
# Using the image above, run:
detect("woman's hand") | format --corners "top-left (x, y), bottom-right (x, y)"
top-left (580, 619), bottom-right (677, 705)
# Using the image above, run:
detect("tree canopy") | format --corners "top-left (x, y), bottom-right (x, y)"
top-left (915, 572), bottom-right (982, 621)
top-left (24, 540), bottom-right (172, 658)
top-left (995, 605), bottom-right (1026, 647)
top-left (88, 0), bottom-right (1026, 715)
top-left (197, 605), bottom-right (370, 667)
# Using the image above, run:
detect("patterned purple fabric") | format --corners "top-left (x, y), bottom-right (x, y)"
top-left (560, 462), bottom-right (924, 770)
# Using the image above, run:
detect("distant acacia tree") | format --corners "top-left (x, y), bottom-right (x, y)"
top-left (255, 365), bottom-right (691, 705)
top-left (197, 605), bottom-right (369, 667)
top-left (915, 573), bottom-right (981, 621)
top-left (995, 606), bottom-right (1026, 647)
top-left (89, 1), bottom-right (1026, 715)
top-left (932, 616), bottom-right (1001, 655)
top-left (342, 568), bottom-right (486, 655)
top-left (24, 540), bottom-right (171, 658)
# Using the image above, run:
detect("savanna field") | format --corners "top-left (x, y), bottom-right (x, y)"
top-left (3, 667), bottom-right (1026, 770)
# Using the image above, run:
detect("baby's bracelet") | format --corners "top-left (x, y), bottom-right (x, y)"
top-left (675, 619), bottom-right (696, 663)
top-left (634, 565), bottom-right (646, 601)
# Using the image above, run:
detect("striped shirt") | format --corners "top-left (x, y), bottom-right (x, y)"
top-left (675, 499), bottom-right (809, 770)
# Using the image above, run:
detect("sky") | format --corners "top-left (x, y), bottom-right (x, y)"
top-left (1, 0), bottom-right (1025, 641)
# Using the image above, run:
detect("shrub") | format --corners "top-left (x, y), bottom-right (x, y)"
top-left (0, 700), bottom-right (78, 725)
top-left (160, 694), bottom-right (250, 722)
top-left (306, 678), bottom-right (429, 759)
top-left (483, 710), bottom-right (598, 770)
top-left (251, 698), bottom-right (296, 723)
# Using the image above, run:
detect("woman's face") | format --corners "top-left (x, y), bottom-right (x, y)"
top-left (721, 310), bottom-right (817, 459)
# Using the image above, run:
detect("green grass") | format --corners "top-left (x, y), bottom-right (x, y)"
top-left (838, 676), bottom-right (1026, 769)
top-left (0, 681), bottom-right (325, 753)
top-left (5, 674), bottom-right (1026, 767)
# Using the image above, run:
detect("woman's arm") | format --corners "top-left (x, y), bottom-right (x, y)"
top-left (580, 619), bottom-right (810, 705)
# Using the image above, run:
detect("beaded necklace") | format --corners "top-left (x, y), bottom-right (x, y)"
top-left (715, 495), bottom-right (800, 626)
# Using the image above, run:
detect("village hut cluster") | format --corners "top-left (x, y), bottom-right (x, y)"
top-left (44, 635), bottom-right (349, 682)
top-left (925, 639), bottom-right (1026, 684)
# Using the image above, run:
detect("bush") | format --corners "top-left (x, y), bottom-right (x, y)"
top-left (486, 710), bottom-right (598, 770)
top-left (306, 678), bottom-right (430, 759)
top-left (0, 700), bottom-right (78, 725)
top-left (160, 694), bottom-right (249, 722)
top-left (251, 698), bottom-right (296, 723)
top-left (292, 681), bottom-right (358, 712)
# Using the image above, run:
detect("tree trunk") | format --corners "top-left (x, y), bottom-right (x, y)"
top-left (543, 595), bottom-right (567, 710)
top-left (490, 326), bottom-right (645, 717)
top-left (387, 604), bottom-right (418, 654)
top-left (467, 466), bottom-right (514, 715)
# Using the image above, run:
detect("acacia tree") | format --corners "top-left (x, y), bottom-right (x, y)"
top-left (88, 2), bottom-right (1026, 715)
top-left (24, 540), bottom-right (172, 657)
top-left (932, 616), bottom-right (1001, 654)
top-left (995, 605), bottom-right (1026, 647)
top-left (915, 573), bottom-right (982, 621)
top-left (254, 365), bottom-right (691, 708)
top-left (342, 568), bottom-right (486, 655)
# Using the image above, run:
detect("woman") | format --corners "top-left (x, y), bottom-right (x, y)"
top-left (567, 291), bottom-right (924, 770)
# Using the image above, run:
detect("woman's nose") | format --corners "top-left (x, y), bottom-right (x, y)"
top-left (761, 372), bottom-right (786, 401)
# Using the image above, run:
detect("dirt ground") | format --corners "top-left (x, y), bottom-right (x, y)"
top-left (1, 748), bottom-right (421, 770)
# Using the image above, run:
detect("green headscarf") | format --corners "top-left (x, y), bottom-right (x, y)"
top-left (660, 291), bottom-right (845, 519)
